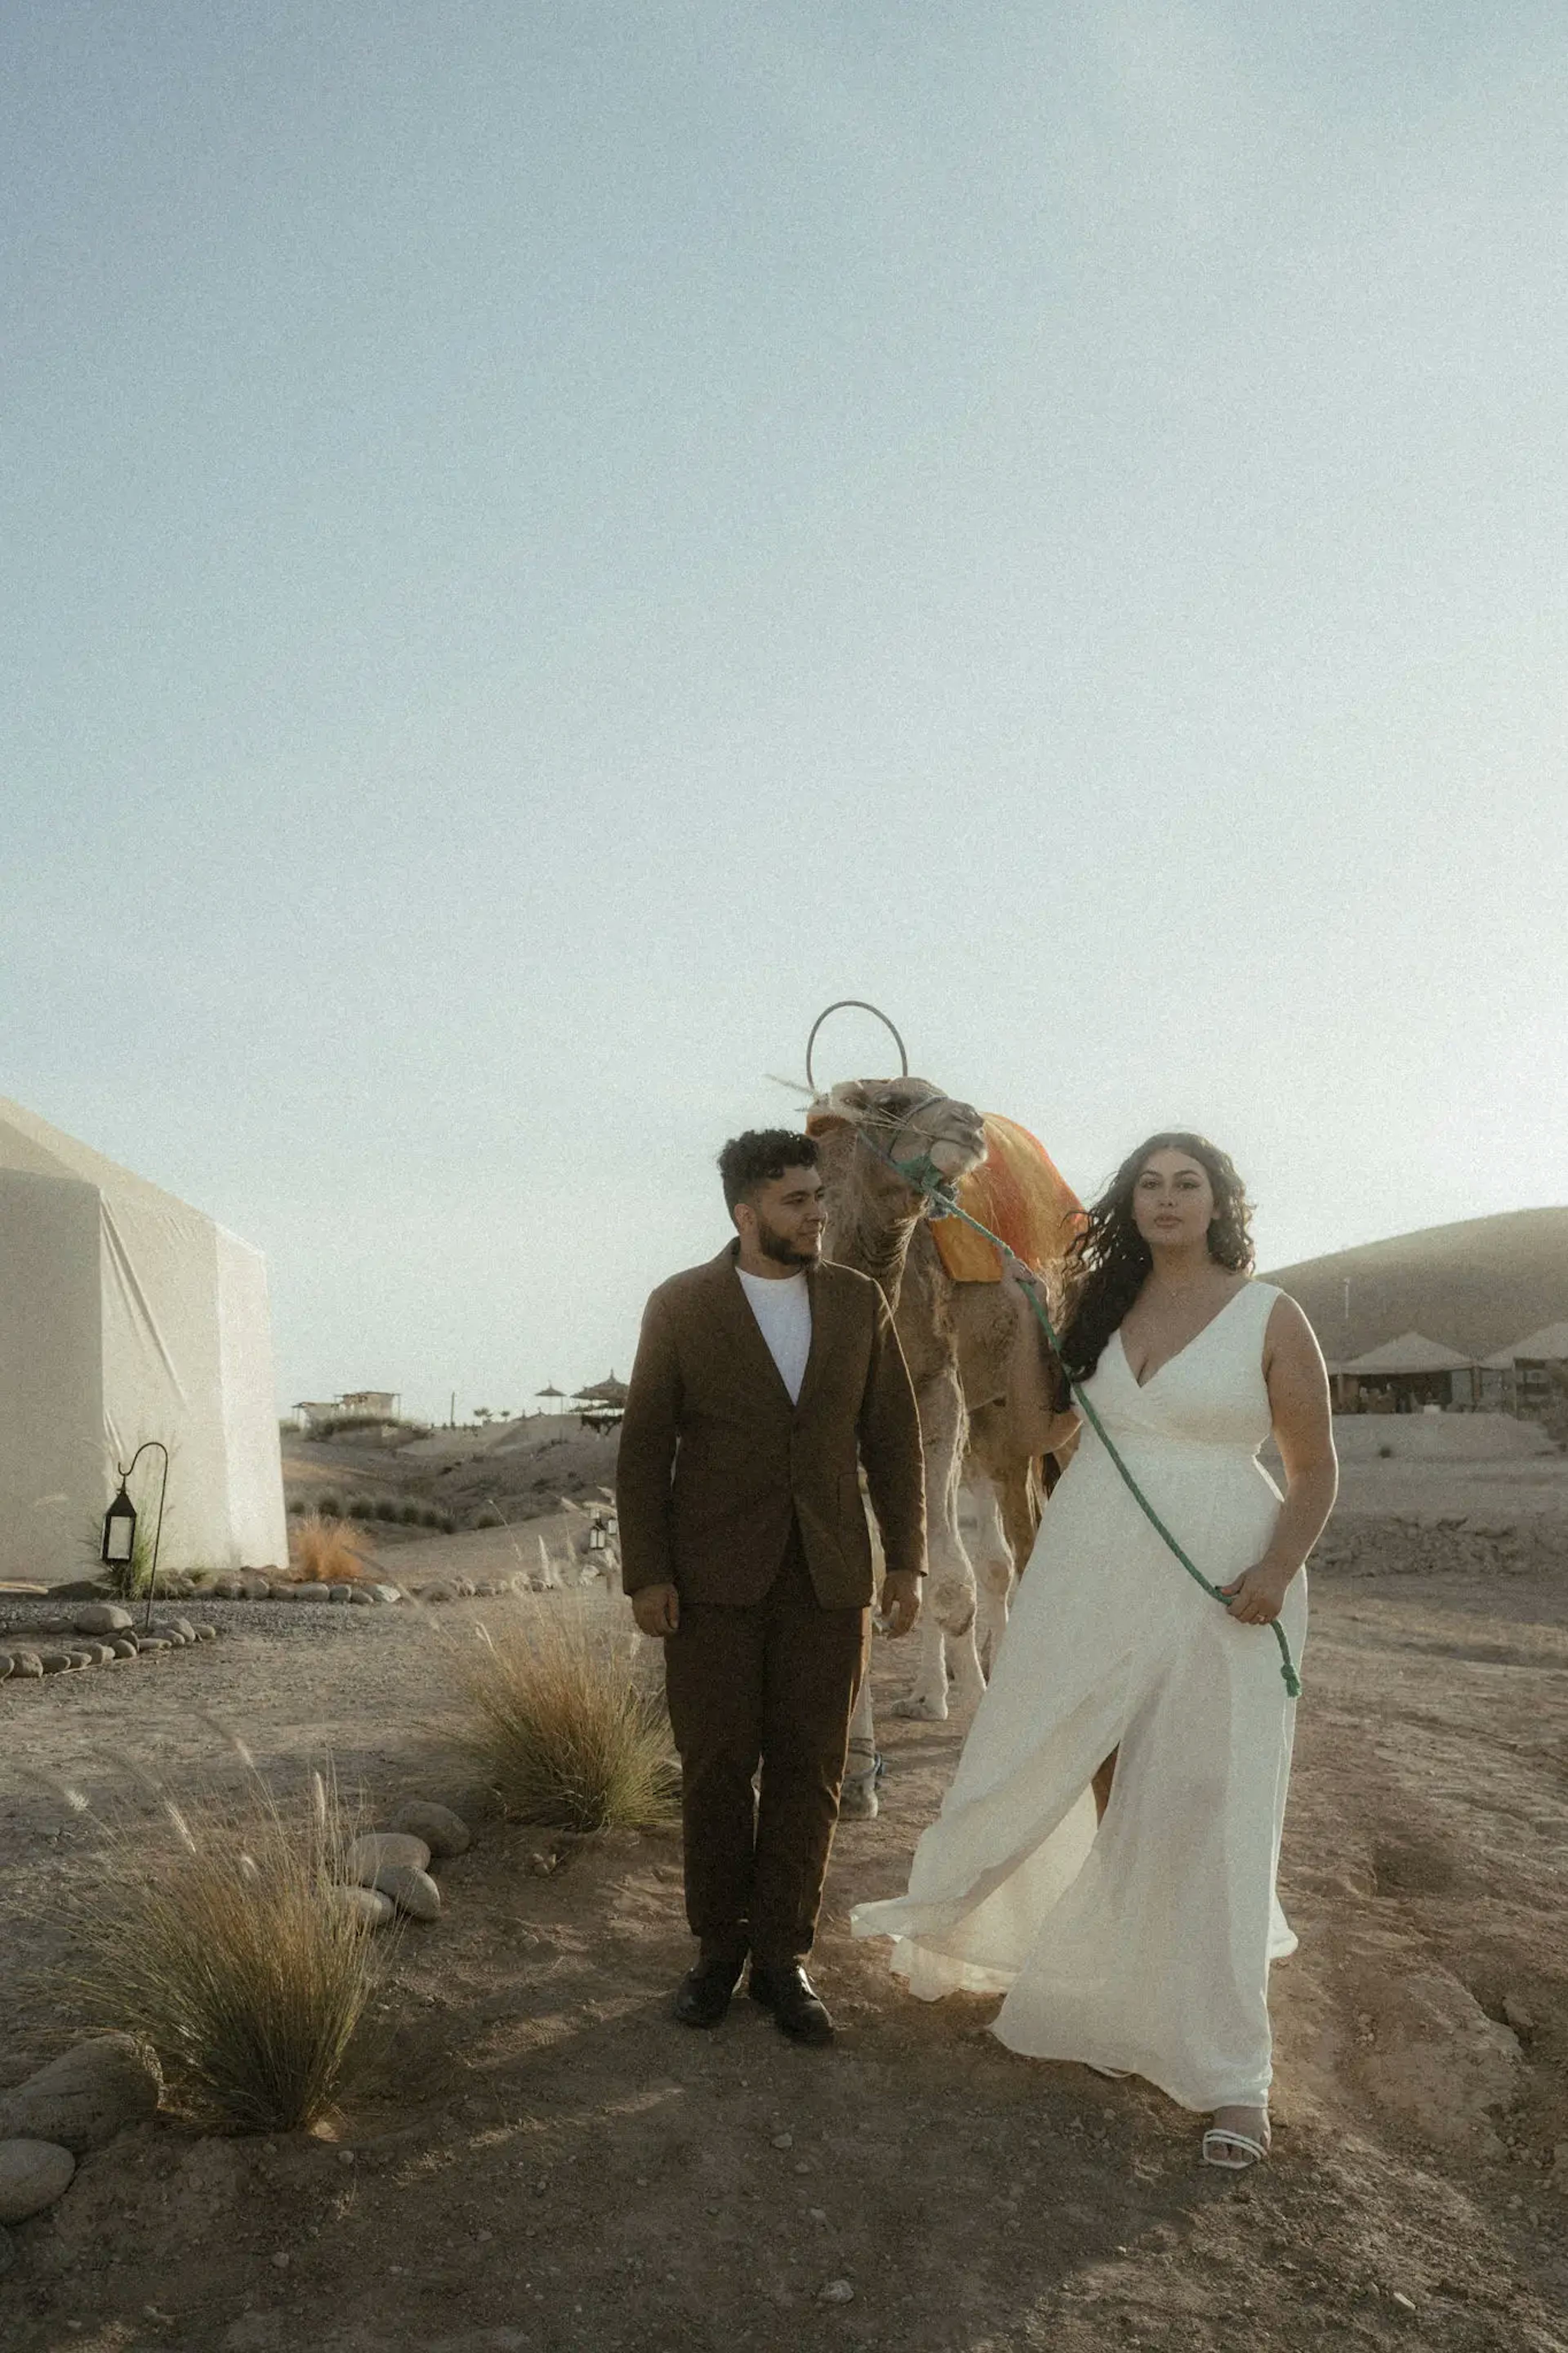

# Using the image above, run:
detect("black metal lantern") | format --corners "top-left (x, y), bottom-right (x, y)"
top-left (101, 1479), bottom-right (137, 1568)
top-left (100, 1441), bottom-right (171, 1628)
top-left (587, 1514), bottom-right (609, 1555)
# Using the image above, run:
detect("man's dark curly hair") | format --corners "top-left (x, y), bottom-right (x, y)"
top-left (1051, 1131), bottom-right (1255, 1408)
top-left (718, 1128), bottom-right (820, 1216)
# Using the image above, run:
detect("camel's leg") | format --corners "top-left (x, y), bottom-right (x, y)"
top-left (841, 1674), bottom-right (880, 1818)
top-left (840, 1505), bottom-right (884, 1818)
top-left (969, 1471), bottom-right (1014, 1679)
top-left (894, 1372), bottom-right (981, 1720)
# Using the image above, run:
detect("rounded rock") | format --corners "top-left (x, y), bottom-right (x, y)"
top-left (420, 1582), bottom-right (456, 1604)
top-left (293, 1583), bottom-right (332, 1603)
top-left (327, 1885), bottom-right (396, 1929)
top-left (0, 2138), bottom-right (76, 2223)
top-left (0, 1654), bottom-right (12, 1681)
top-left (345, 1832), bottom-right (432, 1884)
top-left (37, 1649), bottom-right (73, 1674)
top-left (327, 1584), bottom-right (354, 1605)
top-left (387, 1802), bottom-right (471, 1859)
top-left (346, 1586), bottom-right (374, 1605)
top-left (240, 1575), bottom-right (271, 1600)
top-left (0, 2034), bottom-right (161, 2153)
top-left (192, 1624), bottom-right (218, 1642)
top-left (9, 1650), bottom-right (42, 1679)
top-left (372, 1863), bottom-right (441, 1922)
top-left (73, 1603), bottom-right (134, 1636)
top-left (138, 1637), bottom-right (171, 1653)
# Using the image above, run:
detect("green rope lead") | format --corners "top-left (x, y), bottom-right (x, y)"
top-left (889, 1152), bottom-right (1303, 1700)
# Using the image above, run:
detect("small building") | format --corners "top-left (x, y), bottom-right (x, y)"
top-left (1335, 1332), bottom-right (1477, 1414)
top-left (339, 1390), bottom-right (400, 1421)
top-left (293, 1392), bottom-right (401, 1433)
top-left (1479, 1321), bottom-right (1568, 1416)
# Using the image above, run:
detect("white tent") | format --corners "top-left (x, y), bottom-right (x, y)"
top-left (1340, 1331), bottom-right (1475, 1376)
top-left (1481, 1321), bottom-right (1568, 1369)
top-left (0, 1098), bottom-right (288, 1585)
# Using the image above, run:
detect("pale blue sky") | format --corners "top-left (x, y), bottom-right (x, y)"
top-left (5, 4), bottom-right (1564, 1419)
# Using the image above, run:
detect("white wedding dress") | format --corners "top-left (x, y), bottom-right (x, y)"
top-left (851, 1278), bottom-right (1306, 2112)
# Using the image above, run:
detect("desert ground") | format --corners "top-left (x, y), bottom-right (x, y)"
top-left (2, 1414), bottom-right (1566, 2353)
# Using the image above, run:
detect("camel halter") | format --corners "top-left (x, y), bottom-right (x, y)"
top-left (856, 1126), bottom-right (1305, 1702)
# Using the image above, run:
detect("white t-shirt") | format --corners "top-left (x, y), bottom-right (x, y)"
top-left (736, 1267), bottom-right (813, 1405)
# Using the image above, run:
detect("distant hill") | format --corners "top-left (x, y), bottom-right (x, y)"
top-left (1263, 1207), bottom-right (1568, 1364)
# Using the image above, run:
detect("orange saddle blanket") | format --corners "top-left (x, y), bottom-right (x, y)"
top-left (930, 1115), bottom-right (1083, 1283)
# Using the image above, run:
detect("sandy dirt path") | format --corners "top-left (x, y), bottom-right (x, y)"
top-left (1, 1558), bottom-right (1566, 2353)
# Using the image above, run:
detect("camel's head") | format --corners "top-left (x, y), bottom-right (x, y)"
top-left (806, 1077), bottom-right (988, 1200)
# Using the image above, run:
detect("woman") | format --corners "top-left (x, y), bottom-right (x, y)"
top-left (851, 1133), bottom-right (1336, 2168)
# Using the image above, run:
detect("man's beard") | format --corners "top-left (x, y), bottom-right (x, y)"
top-left (757, 1215), bottom-right (820, 1269)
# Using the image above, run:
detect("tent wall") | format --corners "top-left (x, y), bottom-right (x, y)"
top-left (99, 1187), bottom-right (235, 1572)
top-left (1, 1100), bottom-right (288, 1585)
top-left (0, 1172), bottom-right (103, 1583)
top-left (216, 1226), bottom-right (290, 1570)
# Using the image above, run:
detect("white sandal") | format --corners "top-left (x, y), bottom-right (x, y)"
top-left (1202, 2125), bottom-right (1270, 2170)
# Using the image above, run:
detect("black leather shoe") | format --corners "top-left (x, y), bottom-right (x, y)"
top-left (748, 1962), bottom-right (835, 2046)
top-left (673, 1950), bottom-right (745, 2028)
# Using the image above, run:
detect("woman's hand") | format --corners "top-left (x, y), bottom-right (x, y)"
top-left (1220, 1558), bottom-right (1298, 1625)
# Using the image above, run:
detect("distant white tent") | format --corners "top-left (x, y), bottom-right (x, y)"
top-left (0, 1098), bottom-right (288, 1584)
top-left (1340, 1331), bottom-right (1475, 1376)
top-left (1481, 1321), bottom-right (1568, 1370)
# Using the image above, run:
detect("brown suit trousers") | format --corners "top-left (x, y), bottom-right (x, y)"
top-left (663, 1521), bottom-right (870, 1965)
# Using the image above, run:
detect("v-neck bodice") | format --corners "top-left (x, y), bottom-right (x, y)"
top-left (1082, 1280), bottom-right (1281, 1456)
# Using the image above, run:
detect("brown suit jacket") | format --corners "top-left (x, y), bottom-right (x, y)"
top-left (616, 1244), bottom-right (926, 1607)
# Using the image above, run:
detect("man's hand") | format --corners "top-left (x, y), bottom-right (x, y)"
top-left (631, 1582), bottom-right (680, 1638)
top-left (879, 1571), bottom-right (921, 1638)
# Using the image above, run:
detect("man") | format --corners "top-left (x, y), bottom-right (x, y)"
top-left (617, 1128), bottom-right (925, 2045)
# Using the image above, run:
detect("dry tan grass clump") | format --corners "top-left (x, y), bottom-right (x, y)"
top-left (57, 1769), bottom-right (390, 2133)
top-left (288, 1510), bottom-right (372, 1584)
top-left (456, 1611), bottom-right (677, 1834)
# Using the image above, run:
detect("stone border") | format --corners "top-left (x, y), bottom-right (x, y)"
top-left (0, 1610), bottom-right (220, 1683)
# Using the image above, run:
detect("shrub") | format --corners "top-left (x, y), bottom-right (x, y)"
top-left (315, 1492), bottom-right (342, 1518)
top-left (1377, 1442), bottom-right (1394, 1459)
top-left (472, 1505), bottom-right (506, 1530)
top-left (287, 1496), bottom-right (307, 1514)
top-left (346, 1495), bottom-right (377, 1519)
top-left (396, 1499), bottom-right (423, 1526)
top-left (453, 1612), bottom-right (677, 1833)
top-left (418, 1505), bottom-right (444, 1529)
top-left (439, 1512), bottom-right (457, 1534)
top-left (291, 1512), bottom-right (369, 1584)
top-left (55, 1769), bottom-right (390, 2133)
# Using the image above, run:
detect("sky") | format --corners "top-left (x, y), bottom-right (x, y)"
top-left (4, 3), bottom-right (1564, 1423)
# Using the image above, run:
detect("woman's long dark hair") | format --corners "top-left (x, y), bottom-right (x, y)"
top-left (1050, 1132), bottom-right (1255, 1410)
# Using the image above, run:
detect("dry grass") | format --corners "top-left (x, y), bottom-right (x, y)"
top-left (55, 1766), bottom-right (391, 2133)
top-left (289, 1510), bottom-right (373, 1584)
top-left (455, 1608), bottom-right (677, 1834)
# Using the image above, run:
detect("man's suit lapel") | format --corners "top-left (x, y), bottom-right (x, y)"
top-left (794, 1262), bottom-right (835, 1418)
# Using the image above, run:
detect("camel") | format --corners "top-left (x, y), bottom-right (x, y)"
top-left (807, 1078), bottom-right (1078, 1791)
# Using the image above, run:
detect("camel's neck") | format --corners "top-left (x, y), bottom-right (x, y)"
top-left (824, 1180), bottom-right (922, 1312)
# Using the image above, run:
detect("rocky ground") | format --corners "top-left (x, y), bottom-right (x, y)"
top-left (1, 1448), bottom-right (1566, 2353)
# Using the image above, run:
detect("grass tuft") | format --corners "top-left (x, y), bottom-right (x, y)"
top-left (55, 1768), bottom-right (390, 2134)
top-left (454, 1610), bottom-right (677, 1834)
top-left (291, 1511), bottom-right (370, 1583)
